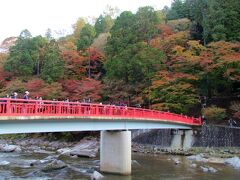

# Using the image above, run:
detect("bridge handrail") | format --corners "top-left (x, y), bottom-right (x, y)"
top-left (0, 98), bottom-right (201, 125)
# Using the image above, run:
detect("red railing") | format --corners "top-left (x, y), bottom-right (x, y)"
top-left (0, 98), bottom-right (202, 126)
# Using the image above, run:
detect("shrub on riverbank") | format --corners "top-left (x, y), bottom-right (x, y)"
top-left (202, 106), bottom-right (226, 122)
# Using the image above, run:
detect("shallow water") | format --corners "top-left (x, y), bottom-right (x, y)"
top-left (0, 152), bottom-right (240, 180)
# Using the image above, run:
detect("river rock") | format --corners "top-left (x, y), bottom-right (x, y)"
top-left (0, 161), bottom-right (10, 165)
top-left (187, 154), bottom-right (208, 162)
top-left (33, 149), bottom-right (55, 154)
top-left (172, 158), bottom-right (181, 165)
top-left (224, 157), bottom-right (240, 169)
top-left (132, 160), bottom-right (141, 166)
top-left (30, 155), bottom-right (58, 166)
top-left (91, 171), bottom-right (104, 180)
top-left (190, 163), bottom-right (197, 168)
top-left (57, 147), bottom-right (72, 155)
top-left (0, 144), bottom-right (21, 152)
top-left (69, 139), bottom-right (99, 158)
top-left (200, 166), bottom-right (217, 173)
top-left (67, 164), bottom-right (88, 174)
top-left (42, 159), bottom-right (66, 172)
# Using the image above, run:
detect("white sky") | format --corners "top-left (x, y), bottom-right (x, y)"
top-left (0, 0), bottom-right (172, 43)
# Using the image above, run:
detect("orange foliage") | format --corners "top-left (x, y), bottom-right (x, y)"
top-left (157, 24), bottom-right (174, 39)
top-left (61, 50), bottom-right (86, 79)
top-left (62, 78), bottom-right (102, 101)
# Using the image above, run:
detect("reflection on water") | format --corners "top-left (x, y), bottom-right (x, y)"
top-left (0, 152), bottom-right (240, 180)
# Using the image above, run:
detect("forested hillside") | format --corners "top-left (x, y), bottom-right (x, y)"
top-left (0, 0), bottom-right (239, 122)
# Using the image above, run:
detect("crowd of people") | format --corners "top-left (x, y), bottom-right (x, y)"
top-left (3, 91), bottom-right (30, 100)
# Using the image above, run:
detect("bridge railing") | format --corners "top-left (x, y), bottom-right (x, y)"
top-left (0, 98), bottom-right (201, 125)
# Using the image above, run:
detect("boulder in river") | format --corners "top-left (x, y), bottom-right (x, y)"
top-left (0, 144), bottom-right (21, 152)
top-left (57, 148), bottom-right (72, 155)
top-left (187, 154), bottom-right (208, 162)
top-left (67, 138), bottom-right (99, 158)
top-left (0, 161), bottom-right (10, 166)
top-left (200, 166), bottom-right (217, 173)
top-left (42, 159), bottom-right (67, 172)
top-left (91, 171), bottom-right (104, 180)
top-left (224, 157), bottom-right (240, 169)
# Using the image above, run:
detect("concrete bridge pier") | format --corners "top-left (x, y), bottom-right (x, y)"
top-left (183, 130), bottom-right (194, 150)
top-left (100, 130), bottom-right (131, 175)
top-left (171, 129), bottom-right (193, 150)
top-left (171, 130), bottom-right (184, 149)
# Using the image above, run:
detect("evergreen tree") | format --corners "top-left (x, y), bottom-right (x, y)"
top-left (94, 14), bottom-right (114, 35)
top-left (76, 24), bottom-right (96, 51)
top-left (41, 40), bottom-right (64, 83)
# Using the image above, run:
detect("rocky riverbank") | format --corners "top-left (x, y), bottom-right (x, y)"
top-left (0, 137), bottom-right (103, 179)
top-left (133, 142), bottom-right (240, 171)
top-left (1, 136), bottom-right (240, 178)
top-left (0, 137), bottom-right (99, 158)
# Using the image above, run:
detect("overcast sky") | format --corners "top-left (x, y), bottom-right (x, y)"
top-left (0, 0), bottom-right (172, 43)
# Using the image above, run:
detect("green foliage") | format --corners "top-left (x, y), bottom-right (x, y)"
top-left (135, 6), bottom-right (161, 41)
top-left (76, 24), bottom-right (96, 51)
top-left (72, 18), bottom-right (86, 41)
top-left (3, 34), bottom-right (64, 83)
top-left (41, 41), bottom-right (64, 83)
top-left (0, 134), bottom-right (28, 140)
top-left (106, 7), bottom-right (161, 58)
top-left (149, 72), bottom-right (198, 114)
top-left (4, 35), bottom-right (48, 76)
top-left (166, 0), bottom-right (189, 20)
top-left (106, 11), bottom-right (136, 57)
top-left (94, 14), bottom-right (114, 35)
top-left (167, 0), bottom-right (240, 43)
top-left (105, 42), bottom-right (165, 84)
top-left (19, 29), bottom-right (32, 39)
top-left (104, 42), bottom-right (165, 104)
top-left (202, 106), bottom-right (227, 121)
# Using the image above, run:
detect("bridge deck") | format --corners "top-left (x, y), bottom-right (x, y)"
top-left (0, 98), bottom-right (201, 133)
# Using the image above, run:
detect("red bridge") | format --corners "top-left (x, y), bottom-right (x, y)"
top-left (0, 98), bottom-right (201, 126)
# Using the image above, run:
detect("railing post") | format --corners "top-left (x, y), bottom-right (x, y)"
top-left (6, 98), bottom-right (10, 115)
top-left (96, 105), bottom-right (99, 115)
top-left (34, 101), bottom-right (38, 114)
top-left (109, 106), bottom-right (113, 116)
top-left (57, 102), bottom-right (62, 115)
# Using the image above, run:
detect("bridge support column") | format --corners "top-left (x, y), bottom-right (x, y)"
top-left (183, 130), bottom-right (193, 150)
top-left (171, 130), bottom-right (183, 149)
top-left (100, 130), bottom-right (131, 175)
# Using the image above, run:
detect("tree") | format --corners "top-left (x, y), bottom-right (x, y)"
top-left (62, 78), bottom-right (102, 101)
top-left (72, 18), bottom-right (86, 41)
top-left (19, 29), bottom-right (32, 39)
top-left (61, 50), bottom-right (86, 79)
top-left (94, 14), bottom-right (114, 35)
top-left (135, 6), bottom-right (161, 42)
top-left (45, 28), bottom-right (53, 40)
top-left (149, 71), bottom-right (198, 113)
top-left (76, 24), bottom-right (96, 51)
top-left (41, 40), bottom-right (64, 83)
top-left (187, 0), bottom-right (240, 43)
top-left (166, 0), bottom-right (189, 20)
top-left (104, 42), bottom-right (165, 104)
top-left (105, 11), bottom-right (136, 57)
top-left (4, 36), bottom-right (48, 76)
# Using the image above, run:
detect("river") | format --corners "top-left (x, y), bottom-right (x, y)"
top-left (0, 152), bottom-right (239, 180)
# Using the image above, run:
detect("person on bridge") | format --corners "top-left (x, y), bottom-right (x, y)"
top-left (10, 92), bottom-right (18, 99)
top-left (23, 91), bottom-right (30, 100)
